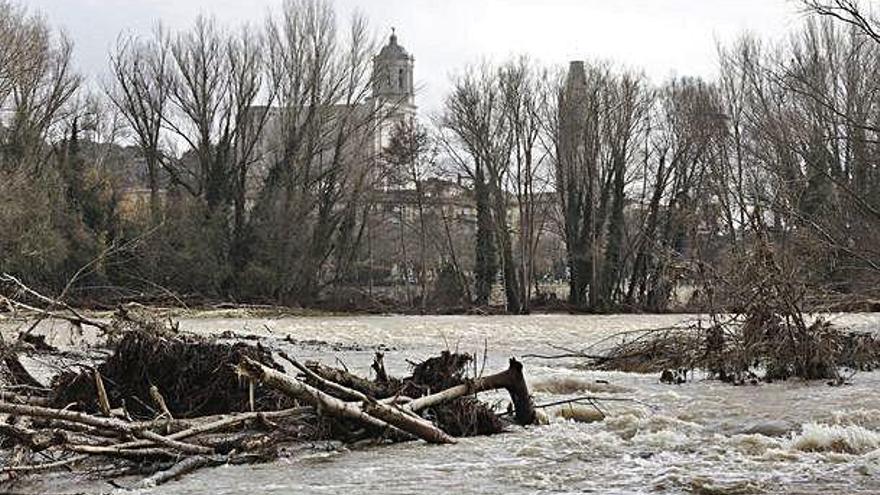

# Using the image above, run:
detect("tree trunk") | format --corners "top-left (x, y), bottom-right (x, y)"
top-left (406, 357), bottom-right (536, 426)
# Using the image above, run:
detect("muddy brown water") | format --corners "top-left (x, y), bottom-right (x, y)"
top-left (4, 313), bottom-right (880, 494)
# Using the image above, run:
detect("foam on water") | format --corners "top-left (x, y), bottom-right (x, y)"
top-left (529, 375), bottom-right (634, 395)
top-left (789, 422), bottom-right (880, 454)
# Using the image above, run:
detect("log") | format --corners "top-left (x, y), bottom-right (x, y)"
top-left (149, 385), bottom-right (173, 420)
top-left (0, 455), bottom-right (88, 474)
top-left (304, 361), bottom-right (400, 399)
top-left (0, 423), bottom-right (63, 451)
top-left (0, 402), bottom-right (212, 455)
top-left (372, 352), bottom-right (389, 383)
top-left (0, 390), bottom-right (49, 406)
top-left (124, 406), bottom-right (311, 435)
top-left (140, 455), bottom-right (217, 488)
top-left (165, 407), bottom-right (308, 442)
top-left (237, 358), bottom-right (405, 435)
top-left (106, 407), bottom-right (311, 452)
top-left (406, 358), bottom-right (537, 426)
top-left (280, 354), bottom-right (423, 423)
top-left (280, 352), bottom-right (369, 402)
top-left (238, 357), bottom-right (456, 444)
top-left (66, 444), bottom-right (174, 459)
top-left (361, 400), bottom-right (457, 444)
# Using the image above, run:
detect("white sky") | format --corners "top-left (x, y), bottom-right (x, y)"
top-left (26, 0), bottom-right (804, 114)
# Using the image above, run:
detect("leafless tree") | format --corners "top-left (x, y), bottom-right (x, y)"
top-left (0, 1), bottom-right (79, 172)
top-left (803, 0), bottom-right (880, 44)
top-left (250, 0), bottom-right (381, 302)
top-left (381, 120), bottom-right (438, 307)
top-left (107, 27), bottom-right (172, 222)
top-left (440, 64), bottom-right (524, 312)
top-left (498, 57), bottom-right (554, 312)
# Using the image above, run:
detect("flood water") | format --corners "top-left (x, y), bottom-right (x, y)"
top-left (7, 313), bottom-right (880, 494)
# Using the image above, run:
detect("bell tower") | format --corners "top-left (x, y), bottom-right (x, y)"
top-left (371, 29), bottom-right (417, 190)
top-left (372, 29), bottom-right (416, 122)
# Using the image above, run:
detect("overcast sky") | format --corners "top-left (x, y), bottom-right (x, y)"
top-left (26, 0), bottom-right (804, 114)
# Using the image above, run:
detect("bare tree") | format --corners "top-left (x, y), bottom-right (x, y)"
top-left (249, 0), bottom-right (381, 303)
top-left (498, 57), bottom-right (554, 312)
top-left (0, 2), bottom-right (79, 172)
top-left (627, 78), bottom-right (726, 310)
top-left (803, 0), bottom-right (880, 44)
top-left (107, 27), bottom-right (172, 222)
top-left (381, 120), bottom-right (438, 307)
top-left (440, 64), bottom-right (522, 311)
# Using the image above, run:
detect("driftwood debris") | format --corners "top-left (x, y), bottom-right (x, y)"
top-left (1, 307), bottom-right (538, 490)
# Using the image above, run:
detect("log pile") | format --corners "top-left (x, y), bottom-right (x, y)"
top-left (0, 310), bottom-right (537, 490)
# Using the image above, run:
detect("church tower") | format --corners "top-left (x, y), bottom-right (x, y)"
top-left (371, 30), bottom-right (417, 190)
top-left (372, 29), bottom-right (416, 138)
top-left (372, 29), bottom-right (415, 113)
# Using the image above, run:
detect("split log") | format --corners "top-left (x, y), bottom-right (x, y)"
top-left (406, 358), bottom-right (536, 426)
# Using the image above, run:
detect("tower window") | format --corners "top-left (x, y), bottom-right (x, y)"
top-left (399, 68), bottom-right (405, 91)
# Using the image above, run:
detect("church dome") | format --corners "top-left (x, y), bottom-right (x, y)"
top-left (378, 31), bottom-right (410, 59)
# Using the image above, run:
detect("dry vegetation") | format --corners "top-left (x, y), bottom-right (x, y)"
top-left (561, 235), bottom-right (880, 384)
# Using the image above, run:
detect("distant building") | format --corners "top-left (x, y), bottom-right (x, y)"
top-left (249, 31), bottom-right (417, 195)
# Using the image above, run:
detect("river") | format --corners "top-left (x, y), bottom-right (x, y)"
top-left (7, 313), bottom-right (880, 494)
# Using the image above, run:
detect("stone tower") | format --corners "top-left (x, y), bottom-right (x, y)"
top-left (372, 29), bottom-right (415, 112)
top-left (372, 30), bottom-right (417, 152)
top-left (559, 60), bottom-right (591, 191)
top-left (560, 61), bottom-right (588, 164)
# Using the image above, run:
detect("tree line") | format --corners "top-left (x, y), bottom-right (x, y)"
top-left (1, 0), bottom-right (878, 313)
